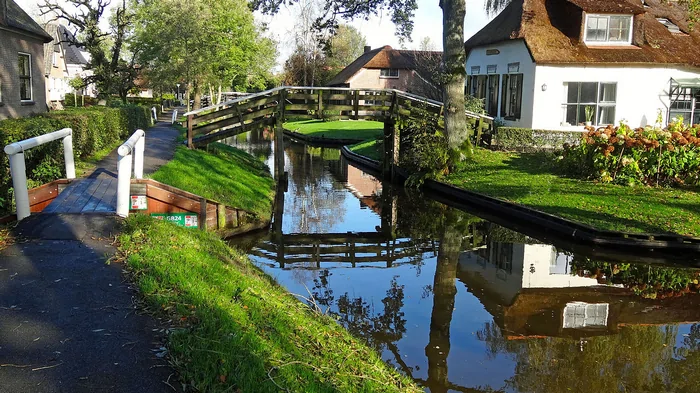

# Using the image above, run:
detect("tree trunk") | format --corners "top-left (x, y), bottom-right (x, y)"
top-left (194, 83), bottom-right (202, 110)
top-left (217, 84), bottom-right (222, 105)
top-left (441, 0), bottom-right (469, 151)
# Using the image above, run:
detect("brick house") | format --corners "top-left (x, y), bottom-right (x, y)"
top-left (327, 45), bottom-right (442, 100)
top-left (0, 0), bottom-right (53, 119)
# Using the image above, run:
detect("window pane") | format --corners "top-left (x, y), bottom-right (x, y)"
top-left (20, 79), bottom-right (31, 100)
top-left (599, 105), bottom-right (616, 125)
top-left (19, 55), bottom-right (30, 77)
top-left (565, 82), bottom-right (579, 103)
top-left (599, 83), bottom-right (617, 103)
top-left (580, 82), bottom-right (597, 103)
top-left (587, 16), bottom-right (608, 41)
top-left (565, 105), bottom-right (578, 125)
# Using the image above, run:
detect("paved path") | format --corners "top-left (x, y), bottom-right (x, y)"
top-left (43, 118), bottom-right (182, 214)
top-left (0, 113), bottom-right (184, 393)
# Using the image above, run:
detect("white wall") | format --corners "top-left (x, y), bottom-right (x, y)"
top-left (465, 40), bottom-right (536, 127)
top-left (532, 64), bottom-right (700, 130)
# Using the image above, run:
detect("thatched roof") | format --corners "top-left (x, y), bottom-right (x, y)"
top-left (327, 45), bottom-right (442, 86)
top-left (0, 0), bottom-right (52, 42)
top-left (464, 0), bottom-right (700, 68)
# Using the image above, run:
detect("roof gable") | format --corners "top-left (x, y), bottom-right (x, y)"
top-left (465, 0), bottom-right (700, 68)
top-left (0, 0), bottom-right (53, 42)
top-left (327, 46), bottom-right (442, 86)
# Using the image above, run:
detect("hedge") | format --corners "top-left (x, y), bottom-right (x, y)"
top-left (0, 105), bottom-right (152, 213)
top-left (493, 127), bottom-right (584, 152)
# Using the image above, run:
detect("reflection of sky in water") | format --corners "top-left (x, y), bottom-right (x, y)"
top-left (229, 130), bottom-right (700, 393)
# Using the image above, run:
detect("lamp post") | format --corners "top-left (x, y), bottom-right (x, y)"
top-left (176, 83), bottom-right (181, 104)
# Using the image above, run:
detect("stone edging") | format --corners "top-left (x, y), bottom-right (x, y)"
top-left (340, 146), bottom-right (700, 254)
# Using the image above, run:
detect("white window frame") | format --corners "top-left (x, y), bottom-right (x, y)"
top-left (561, 82), bottom-right (617, 126)
top-left (563, 302), bottom-right (609, 329)
top-left (18, 52), bottom-right (33, 102)
top-left (379, 68), bottom-right (399, 79)
top-left (583, 14), bottom-right (634, 46)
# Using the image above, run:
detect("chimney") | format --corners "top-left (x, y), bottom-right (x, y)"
top-left (364, 45), bottom-right (372, 53)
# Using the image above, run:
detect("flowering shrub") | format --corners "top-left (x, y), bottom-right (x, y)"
top-left (560, 120), bottom-right (700, 186)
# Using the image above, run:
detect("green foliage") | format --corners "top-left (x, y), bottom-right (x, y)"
top-left (63, 93), bottom-right (98, 107)
top-left (398, 106), bottom-right (449, 186)
top-left (560, 122), bottom-right (700, 187)
top-left (464, 94), bottom-right (485, 115)
top-left (494, 127), bottom-right (583, 152)
top-left (118, 214), bottom-right (421, 392)
top-left (0, 106), bottom-right (152, 214)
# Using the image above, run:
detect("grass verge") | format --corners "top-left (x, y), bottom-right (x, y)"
top-left (118, 215), bottom-right (420, 393)
top-left (445, 148), bottom-right (700, 237)
top-left (75, 139), bottom-right (124, 177)
top-left (348, 139), bottom-right (382, 161)
top-left (284, 119), bottom-right (383, 141)
top-left (149, 143), bottom-right (275, 220)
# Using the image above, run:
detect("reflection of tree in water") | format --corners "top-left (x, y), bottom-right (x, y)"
top-left (221, 128), bottom-right (273, 162)
top-left (474, 320), bottom-right (700, 392)
top-left (284, 143), bottom-right (347, 233)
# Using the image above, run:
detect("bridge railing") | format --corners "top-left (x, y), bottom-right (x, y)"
top-left (116, 129), bottom-right (145, 217)
top-left (182, 86), bottom-right (494, 149)
top-left (4, 128), bottom-right (75, 220)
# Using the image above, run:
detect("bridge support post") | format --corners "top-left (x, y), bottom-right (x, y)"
top-left (187, 114), bottom-right (194, 149)
top-left (382, 120), bottom-right (398, 181)
top-left (274, 89), bottom-right (286, 180)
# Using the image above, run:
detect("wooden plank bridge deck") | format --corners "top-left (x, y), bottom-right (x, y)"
top-left (42, 171), bottom-right (118, 214)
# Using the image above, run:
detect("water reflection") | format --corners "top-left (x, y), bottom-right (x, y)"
top-left (228, 130), bottom-right (700, 393)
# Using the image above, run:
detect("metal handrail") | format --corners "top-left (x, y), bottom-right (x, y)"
top-left (116, 129), bottom-right (145, 217)
top-left (3, 128), bottom-right (75, 220)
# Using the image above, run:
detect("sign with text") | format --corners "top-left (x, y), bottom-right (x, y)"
top-left (151, 213), bottom-right (198, 228)
top-left (130, 195), bottom-right (148, 210)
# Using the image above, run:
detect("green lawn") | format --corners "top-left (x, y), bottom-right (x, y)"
top-left (349, 139), bottom-right (382, 161)
top-left (118, 215), bottom-right (420, 393)
top-left (444, 148), bottom-right (700, 237)
top-left (284, 119), bottom-right (383, 141)
top-left (149, 143), bottom-right (275, 220)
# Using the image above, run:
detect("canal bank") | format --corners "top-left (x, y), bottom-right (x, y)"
top-left (229, 130), bottom-right (700, 393)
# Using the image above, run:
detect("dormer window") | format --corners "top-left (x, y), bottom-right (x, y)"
top-left (584, 14), bottom-right (633, 45)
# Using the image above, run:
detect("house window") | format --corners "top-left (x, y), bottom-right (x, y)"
top-left (501, 74), bottom-right (523, 119)
top-left (379, 69), bottom-right (399, 79)
top-left (563, 302), bottom-right (609, 329)
top-left (584, 14), bottom-right (633, 45)
top-left (19, 53), bottom-right (32, 101)
top-left (669, 87), bottom-right (700, 125)
top-left (562, 82), bottom-right (617, 126)
top-left (486, 75), bottom-right (499, 117)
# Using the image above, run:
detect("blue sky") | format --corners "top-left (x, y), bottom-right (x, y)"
top-left (16, 0), bottom-right (496, 70)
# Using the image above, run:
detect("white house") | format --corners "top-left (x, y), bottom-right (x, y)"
top-left (42, 23), bottom-right (90, 103)
top-left (464, 0), bottom-right (700, 130)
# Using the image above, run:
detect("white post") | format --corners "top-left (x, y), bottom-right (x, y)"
top-left (9, 153), bottom-right (30, 220)
top-left (171, 109), bottom-right (178, 124)
top-left (152, 107), bottom-right (158, 125)
top-left (133, 134), bottom-right (145, 179)
top-left (116, 153), bottom-right (132, 217)
top-left (63, 133), bottom-right (76, 179)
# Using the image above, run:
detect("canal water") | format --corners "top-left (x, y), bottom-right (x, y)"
top-left (227, 130), bottom-right (700, 393)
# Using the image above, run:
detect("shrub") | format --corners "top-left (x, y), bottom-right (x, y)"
top-left (560, 121), bottom-right (700, 187)
top-left (398, 106), bottom-right (449, 186)
top-left (0, 106), bottom-right (152, 213)
top-left (493, 127), bottom-right (584, 152)
top-left (63, 93), bottom-right (98, 107)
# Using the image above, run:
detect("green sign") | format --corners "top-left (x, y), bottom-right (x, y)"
top-left (151, 213), bottom-right (198, 228)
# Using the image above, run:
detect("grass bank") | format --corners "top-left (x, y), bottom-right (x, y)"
top-left (348, 139), bottom-right (382, 161)
top-left (445, 148), bottom-right (700, 237)
top-left (118, 215), bottom-right (420, 393)
top-left (284, 119), bottom-right (383, 141)
top-left (149, 143), bottom-right (275, 220)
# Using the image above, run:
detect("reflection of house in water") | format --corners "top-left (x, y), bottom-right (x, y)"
top-left (335, 157), bottom-right (383, 213)
top-left (459, 242), bottom-right (700, 339)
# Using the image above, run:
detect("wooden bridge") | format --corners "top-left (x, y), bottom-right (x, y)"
top-left (184, 86), bottom-right (494, 179)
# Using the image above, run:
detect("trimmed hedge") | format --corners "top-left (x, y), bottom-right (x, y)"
top-left (64, 93), bottom-right (98, 107)
top-left (493, 127), bottom-right (583, 152)
top-left (0, 106), bottom-right (152, 213)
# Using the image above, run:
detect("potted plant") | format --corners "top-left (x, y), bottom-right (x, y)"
top-left (584, 106), bottom-right (594, 126)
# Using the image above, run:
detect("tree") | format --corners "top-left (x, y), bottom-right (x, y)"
top-left (132, 0), bottom-right (277, 110)
top-left (40, 0), bottom-right (138, 102)
top-left (325, 25), bottom-right (366, 70)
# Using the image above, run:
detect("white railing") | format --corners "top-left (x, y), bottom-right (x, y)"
top-left (116, 129), bottom-right (145, 217)
top-left (3, 128), bottom-right (75, 220)
top-left (171, 109), bottom-right (178, 124)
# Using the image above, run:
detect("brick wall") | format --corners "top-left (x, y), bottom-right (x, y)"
top-left (0, 29), bottom-right (48, 119)
top-left (348, 68), bottom-right (438, 99)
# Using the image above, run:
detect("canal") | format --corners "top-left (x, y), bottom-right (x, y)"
top-left (227, 130), bottom-right (700, 393)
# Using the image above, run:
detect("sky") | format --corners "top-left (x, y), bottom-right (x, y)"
top-left (15, 0), bottom-right (495, 71)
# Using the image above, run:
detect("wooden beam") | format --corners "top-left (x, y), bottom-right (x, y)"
top-left (187, 114), bottom-right (194, 148)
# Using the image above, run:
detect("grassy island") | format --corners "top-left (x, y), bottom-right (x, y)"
top-left (284, 119), bottom-right (383, 141)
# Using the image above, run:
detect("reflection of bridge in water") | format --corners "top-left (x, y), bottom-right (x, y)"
top-left (251, 232), bottom-right (438, 268)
